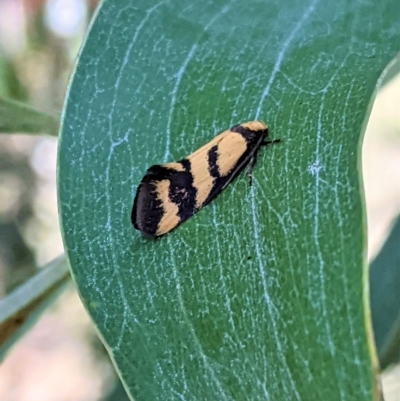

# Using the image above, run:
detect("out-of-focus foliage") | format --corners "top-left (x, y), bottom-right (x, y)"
top-left (0, 97), bottom-right (58, 135)
top-left (0, 256), bottom-right (70, 359)
top-left (370, 216), bottom-right (400, 369)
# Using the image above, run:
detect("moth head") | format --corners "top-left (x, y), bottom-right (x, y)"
top-left (240, 120), bottom-right (268, 132)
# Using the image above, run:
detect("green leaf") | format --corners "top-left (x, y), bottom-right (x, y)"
top-left (0, 96), bottom-right (59, 135)
top-left (0, 57), bottom-right (28, 100)
top-left (58, 0), bottom-right (400, 399)
top-left (370, 215), bottom-right (400, 369)
top-left (0, 255), bottom-right (70, 359)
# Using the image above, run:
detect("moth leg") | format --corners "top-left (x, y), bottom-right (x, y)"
top-left (245, 154), bottom-right (258, 186)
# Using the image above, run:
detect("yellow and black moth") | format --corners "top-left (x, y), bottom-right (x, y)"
top-left (131, 121), bottom-right (279, 238)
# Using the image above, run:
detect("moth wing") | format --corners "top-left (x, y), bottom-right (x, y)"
top-left (214, 132), bottom-right (248, 179)
top-left (152, 178), bottom-right (181, 236)
top-left (184, 132), bottom-right (249, 208)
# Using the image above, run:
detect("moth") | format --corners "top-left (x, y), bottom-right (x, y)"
top-left (131, 121), bottom-right (280, 238)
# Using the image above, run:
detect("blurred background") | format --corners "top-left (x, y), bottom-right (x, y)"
top-left (0, 1), bottom-right (128, 400)
top-left (0, 0), bottom-right (398, 400)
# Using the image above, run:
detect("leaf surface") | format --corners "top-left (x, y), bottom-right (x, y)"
top-left (58, 0), bottom-right (400, 399)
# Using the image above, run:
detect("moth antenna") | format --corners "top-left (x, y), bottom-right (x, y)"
top-left (262, 138), bottom-right (281, 146)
